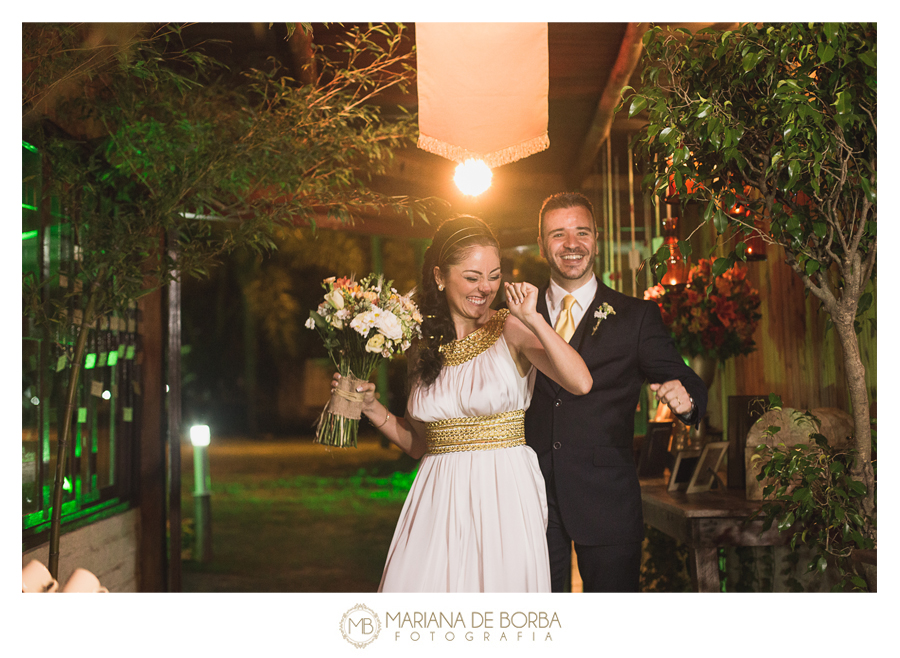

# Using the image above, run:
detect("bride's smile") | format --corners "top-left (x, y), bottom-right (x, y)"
top-left (435, 245), bottom-right (501, 335)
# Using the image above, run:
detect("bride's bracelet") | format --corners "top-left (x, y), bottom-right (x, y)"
top-left (373, 410), bottom-right (391, 429)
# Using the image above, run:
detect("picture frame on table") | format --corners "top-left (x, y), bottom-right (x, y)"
top-left (686, 441), bottom-right (730, 494)
top-left (667, 449), bottom-right (701, 492)
top-left (637, 421), bottom-right (673, 478)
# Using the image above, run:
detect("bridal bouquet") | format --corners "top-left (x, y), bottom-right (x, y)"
top-left (306, 273), bottom-right (422, 447)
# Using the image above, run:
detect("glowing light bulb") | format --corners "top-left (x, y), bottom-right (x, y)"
top-left (190, 425), bottom-right (211, 447)
top-left (102, 390), bottom-right (111, 400)
top-left (454, 159), bottom-right (492, 196)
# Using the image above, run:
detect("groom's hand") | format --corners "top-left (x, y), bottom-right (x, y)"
top-left (650, 380), bottom-right (692, 418)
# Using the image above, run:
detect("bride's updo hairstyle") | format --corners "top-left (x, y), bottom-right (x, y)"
top-left (414, 215), bottom-right (500, 388)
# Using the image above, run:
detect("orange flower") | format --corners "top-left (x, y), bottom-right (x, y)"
top-left (714, 297), bottom-right (737, 328)
top-left (715, 277), bottom-right (733, 297)
top-left (695, 259), bottom-right (713, 278)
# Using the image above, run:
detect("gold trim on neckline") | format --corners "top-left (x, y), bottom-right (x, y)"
top-left (438, 309), bottom-right (509, 367)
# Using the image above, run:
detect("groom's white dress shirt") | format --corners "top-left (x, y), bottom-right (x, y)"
top-left (545, 275), bottom-right (598, 335)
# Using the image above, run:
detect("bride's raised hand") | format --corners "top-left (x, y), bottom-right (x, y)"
top-left (504, 281), bottom-right (540, 325)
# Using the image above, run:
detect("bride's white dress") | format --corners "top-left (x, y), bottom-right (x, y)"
top-left (378, 310), bottom-right (551, 592)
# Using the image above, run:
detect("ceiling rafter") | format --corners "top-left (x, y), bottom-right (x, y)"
top-left (570, 22), bottom-right (646, 189)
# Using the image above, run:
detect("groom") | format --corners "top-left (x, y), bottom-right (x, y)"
top-left (524, 192), bottom-right (707, 592)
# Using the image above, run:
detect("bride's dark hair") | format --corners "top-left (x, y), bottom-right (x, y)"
top-left (413, 215), bottom-right (500, 387)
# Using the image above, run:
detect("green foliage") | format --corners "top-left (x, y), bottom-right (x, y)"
top-left (628, 23), bottom-right (877, 499)
top-left (23, 23), bottom-right (442, 335)
top-left (640, 525), bottom-right (692, 592)
top-left (629, 23), bottom-right (876, 314)
top-left (729, 546), bottom-right (776, 592)
top-left (750, 430), bottom-right (875, 591)
top-left (22, 22), bottom-right (443, 573)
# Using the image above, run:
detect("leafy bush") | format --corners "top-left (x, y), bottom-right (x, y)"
top-left (751, 421), bottom-right (875, 591)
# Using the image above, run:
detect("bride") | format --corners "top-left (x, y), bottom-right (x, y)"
top-left (334, 215), bottom-right (591, 592)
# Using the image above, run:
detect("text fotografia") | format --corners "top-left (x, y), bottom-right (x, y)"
top-left (386, 611), bottom-right (560, 642)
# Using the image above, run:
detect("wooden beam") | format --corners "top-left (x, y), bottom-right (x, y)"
top-left (137, 251), bottom-right (167, 592)
top-left (570, 22), bottom-right (646, 189)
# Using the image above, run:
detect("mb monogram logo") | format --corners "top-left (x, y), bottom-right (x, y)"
top-left (340, 604), bottom-right (382, 648)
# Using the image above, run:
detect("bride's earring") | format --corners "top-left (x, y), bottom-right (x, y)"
top-left (437, 283), bottom-right (444, 292)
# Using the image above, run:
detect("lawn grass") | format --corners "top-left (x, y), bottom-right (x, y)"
top-left (180, 432), bottom-right (415, 592)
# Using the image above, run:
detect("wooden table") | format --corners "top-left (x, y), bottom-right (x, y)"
top-left (640, 479), bottom-right (787, 592)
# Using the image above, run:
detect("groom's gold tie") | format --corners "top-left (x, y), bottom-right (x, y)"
top-left (554, 294), bottom-right (577, 342)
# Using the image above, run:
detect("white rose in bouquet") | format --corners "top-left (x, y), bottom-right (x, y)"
top-left (365, 333), bottom-right (386, 353)
top-left (375, 311), bottom-right (403, 341)
top-left (325, 289), bottom-right (345, 310)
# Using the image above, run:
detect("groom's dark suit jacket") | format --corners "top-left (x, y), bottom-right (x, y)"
top-left (525, 280), bottom-right (707, 546)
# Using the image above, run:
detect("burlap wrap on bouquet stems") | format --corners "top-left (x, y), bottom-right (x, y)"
top-left (315, 372), bottom-right (369, 447)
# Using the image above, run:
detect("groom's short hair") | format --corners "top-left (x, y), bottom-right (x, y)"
top-left (538, 192), bottom-right (596, 238)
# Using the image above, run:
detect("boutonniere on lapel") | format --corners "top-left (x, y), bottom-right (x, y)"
top-left (591, 303), bottom-right (616, 335)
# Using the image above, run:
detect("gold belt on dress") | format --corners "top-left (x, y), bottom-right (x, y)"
top-left (425, 409), bottom-right (526, 455)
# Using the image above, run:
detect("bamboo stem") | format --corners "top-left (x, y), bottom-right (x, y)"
top-left (48, 278), bottom-right (102, 580)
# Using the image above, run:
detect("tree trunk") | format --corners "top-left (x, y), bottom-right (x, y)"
top-left (235, 254), bottom-right (259, 438)
top-left (832, 314), bottom-right (875, 521)
top-left (47, 283), bottom-right (101, 579)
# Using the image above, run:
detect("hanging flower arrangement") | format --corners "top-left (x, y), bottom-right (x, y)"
top-left (644, 258), bottom-right (762, 361)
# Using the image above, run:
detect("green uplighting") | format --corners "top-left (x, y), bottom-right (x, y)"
top-left (85, 353), bottom-right (97, 369)
top-left (22, 229), bottom-right (38, 240)
top-left (63, 477), bottom-right (72, 492)
top-left (107, 350), bottom-right (118, 366)
top-left (23, 140), bottom-right (39, 153)
top-left (22, 498), bottom-right (129, 532)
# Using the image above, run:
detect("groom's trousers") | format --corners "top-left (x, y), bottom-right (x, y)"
top-left (546, 471), bottom-right (641, 593)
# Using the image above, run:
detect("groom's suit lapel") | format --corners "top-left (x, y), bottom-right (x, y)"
top-left (571, 282), bottom-right (616, 354)
top-left (537, 285), bottom-right (552, 327)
